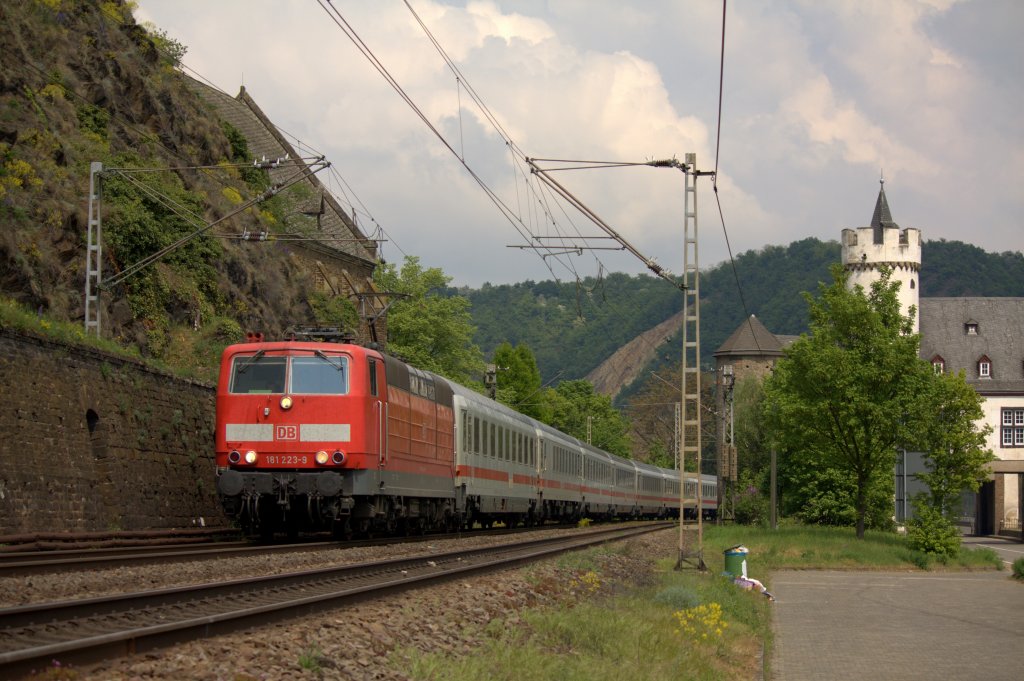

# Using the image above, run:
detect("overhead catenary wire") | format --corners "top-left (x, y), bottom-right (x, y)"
top-left (317, 1), bottom-right (537, 242)
top-left (707, 0), bottom-right (762, 355)
top-left (104, 10), bottom-right (397, 262)
top-left (23, 22), bottom-right (389, 276)
top-left (526, 157), bottom-right (687, 290)
top-left (101, 158), bottom-right (330, 290)
top-left (320, 0), bottom-right (615, 284)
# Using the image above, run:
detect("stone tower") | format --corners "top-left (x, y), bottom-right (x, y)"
top-left (840, 180), bottom-right (921, 332)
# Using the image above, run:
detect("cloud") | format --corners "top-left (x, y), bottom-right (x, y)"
top-left (135, 0), bottom-right (1023, 287)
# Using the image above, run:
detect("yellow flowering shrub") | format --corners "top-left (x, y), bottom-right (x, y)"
top-left (673, 602), bottom-right (728, 643)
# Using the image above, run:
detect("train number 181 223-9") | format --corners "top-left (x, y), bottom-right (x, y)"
top-left (263, 455), bottom-right (308, 465)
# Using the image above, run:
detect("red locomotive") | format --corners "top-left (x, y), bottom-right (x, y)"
top-left (215, 332), bottom-right (715, 537)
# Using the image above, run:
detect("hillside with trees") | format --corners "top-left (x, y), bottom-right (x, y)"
top-left (463, 237), bottom-right (1024, 394)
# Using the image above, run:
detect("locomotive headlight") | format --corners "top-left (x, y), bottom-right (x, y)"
top-left (332, 450), bottom-right (346, 465)
top-left (228, 450), bottom-right (241, 464)
top-left (280, 396), bottom-right (293, 410)
top-left (244, 450), bottom-right (258, 464)
top-left (315, 450), bottom-right (330, 465)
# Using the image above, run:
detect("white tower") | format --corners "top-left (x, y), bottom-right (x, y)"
top-left (840, 180), bottom-right (921, 333)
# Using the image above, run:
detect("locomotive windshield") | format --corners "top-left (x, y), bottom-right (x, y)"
top-left (228, 352), bottom-right (349, 395)
top-left (290, 354), bottom-right (349, 394)
top-left (230, 354), bottom-right (286, 394)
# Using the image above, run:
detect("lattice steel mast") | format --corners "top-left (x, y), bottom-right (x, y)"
top-left (677, 153), bottom-right (708, 571)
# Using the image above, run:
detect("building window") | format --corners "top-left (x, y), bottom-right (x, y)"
top-left (978, 356), bottom-right (991, 378)
top-left (965, 322), bottom-right (979, 335)
top-left (930, 355), bottom-right (944, 375)
top-left (1002, 408), bottom-right (1024, 448)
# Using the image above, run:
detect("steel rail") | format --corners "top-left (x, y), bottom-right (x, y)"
top-left (0, 523), bottom-right (583, 576)
top-left (0, 523), bottom-right (671, 677)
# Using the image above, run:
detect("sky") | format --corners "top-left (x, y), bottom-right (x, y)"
top-left (134, 0), bottom-right (1024, 289)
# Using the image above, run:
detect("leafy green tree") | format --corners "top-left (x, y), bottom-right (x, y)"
top-left (905, 368), bottom-right (992, 554)
top-left (733, 375), bottom-right (770, 480)
top-left (906, 504), bottom-right (962, 557)
top-left (544, 379), bottom-right (632, 458)
top-left (625, 369), bottom-right (682, 465)
top-left (732, 470), bottom-right (771, 527)
top-left (308, 292), bottom-right (359, 331)
top-left (373, 256), bottom-right (485, 384)
top-left (644, 442), bottom-right (676, 470)
top-left (778, 460), bottom-right (894, 530)
top-left (910, 370), bottom-right (993, 516)
top-left (764, 264), bottom-right (926, 538)
top-left (492, 342), bottom-right (549, 421)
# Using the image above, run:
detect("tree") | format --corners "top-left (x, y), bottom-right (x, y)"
top-left (624, 367), bottom-right (716, 470)
top-left (625, 369), bottom-right (682, 465)
top-left (910, 370), bottom-right (993, 515)
top-left (373, 256), bottom-right (485, 384)
top-left (764, 264), bottom-right (926, 538)
top-left (544, 380), bottom-right (633, 458)
top-left (733, 375), bottom-right (770, 479)
top-left (492, 342), bottom-right (549, 421)
top-left (906, 369), bottom-right (992, 554)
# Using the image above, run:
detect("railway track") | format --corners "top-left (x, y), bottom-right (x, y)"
top-left (0, 539), bottom-right (336, 576)
top-left (0, 522), bottom-right (671, 678)
top-left (0, 523), bottom-right (587, 576)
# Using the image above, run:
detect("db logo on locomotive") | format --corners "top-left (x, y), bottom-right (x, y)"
top-left (275, 425), bottom-right (298, 441)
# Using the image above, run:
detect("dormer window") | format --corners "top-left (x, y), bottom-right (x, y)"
top-left (978, 355), bottom-right (991, 378)
top-left (930, 355), bottom-right (945, 375)
top-left (965, 322), bottom-right (979, 335)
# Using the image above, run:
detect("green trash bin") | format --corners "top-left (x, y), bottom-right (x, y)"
top-left (723, 544), bottom-right (748, 578)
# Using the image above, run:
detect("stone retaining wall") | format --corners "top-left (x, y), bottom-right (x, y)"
top-left (0, 328), bottom-right (225, 534)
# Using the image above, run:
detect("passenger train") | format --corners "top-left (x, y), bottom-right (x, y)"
top-left (214, 334), bottom-right (717, 537)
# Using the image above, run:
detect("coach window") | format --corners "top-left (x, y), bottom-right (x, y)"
top-left (473, 417), bottom-right (481, 455)
top-left (489, 422), bottom-right (496, 457)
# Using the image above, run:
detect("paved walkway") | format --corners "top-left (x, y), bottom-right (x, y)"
top-left (770, 569), bottom-right (1024, 680)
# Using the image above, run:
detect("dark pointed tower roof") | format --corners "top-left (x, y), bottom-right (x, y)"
top-left (713, 314), bottom-right (786, 358)
top-left (871, 177), bottom-right (898, 243)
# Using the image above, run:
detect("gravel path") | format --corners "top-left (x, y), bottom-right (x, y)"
top-left (7, 526), bottom-right (675, 680)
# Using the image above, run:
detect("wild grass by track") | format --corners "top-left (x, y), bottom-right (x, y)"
top-left (394, 524), bottom-right (1003, 681)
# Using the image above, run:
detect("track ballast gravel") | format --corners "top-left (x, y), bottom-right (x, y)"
top-left (3, 526), bottom-right (675, 680)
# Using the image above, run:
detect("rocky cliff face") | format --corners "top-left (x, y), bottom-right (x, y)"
top-left (0, 1), bottom-right (325, 361)
top-left (586, 311), bottom-right (681, 400)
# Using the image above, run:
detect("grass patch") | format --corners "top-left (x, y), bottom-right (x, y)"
top-left (402, 580), bottom-right (767, 681)
top-left (700, 524), bottom-right (1003, 572)
top-left (0, 295), bottom-right (218, 383)
top-left (0, 295), bottom-right (137, 359)
top-left (395, 524), bottom-right (1003, 681)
